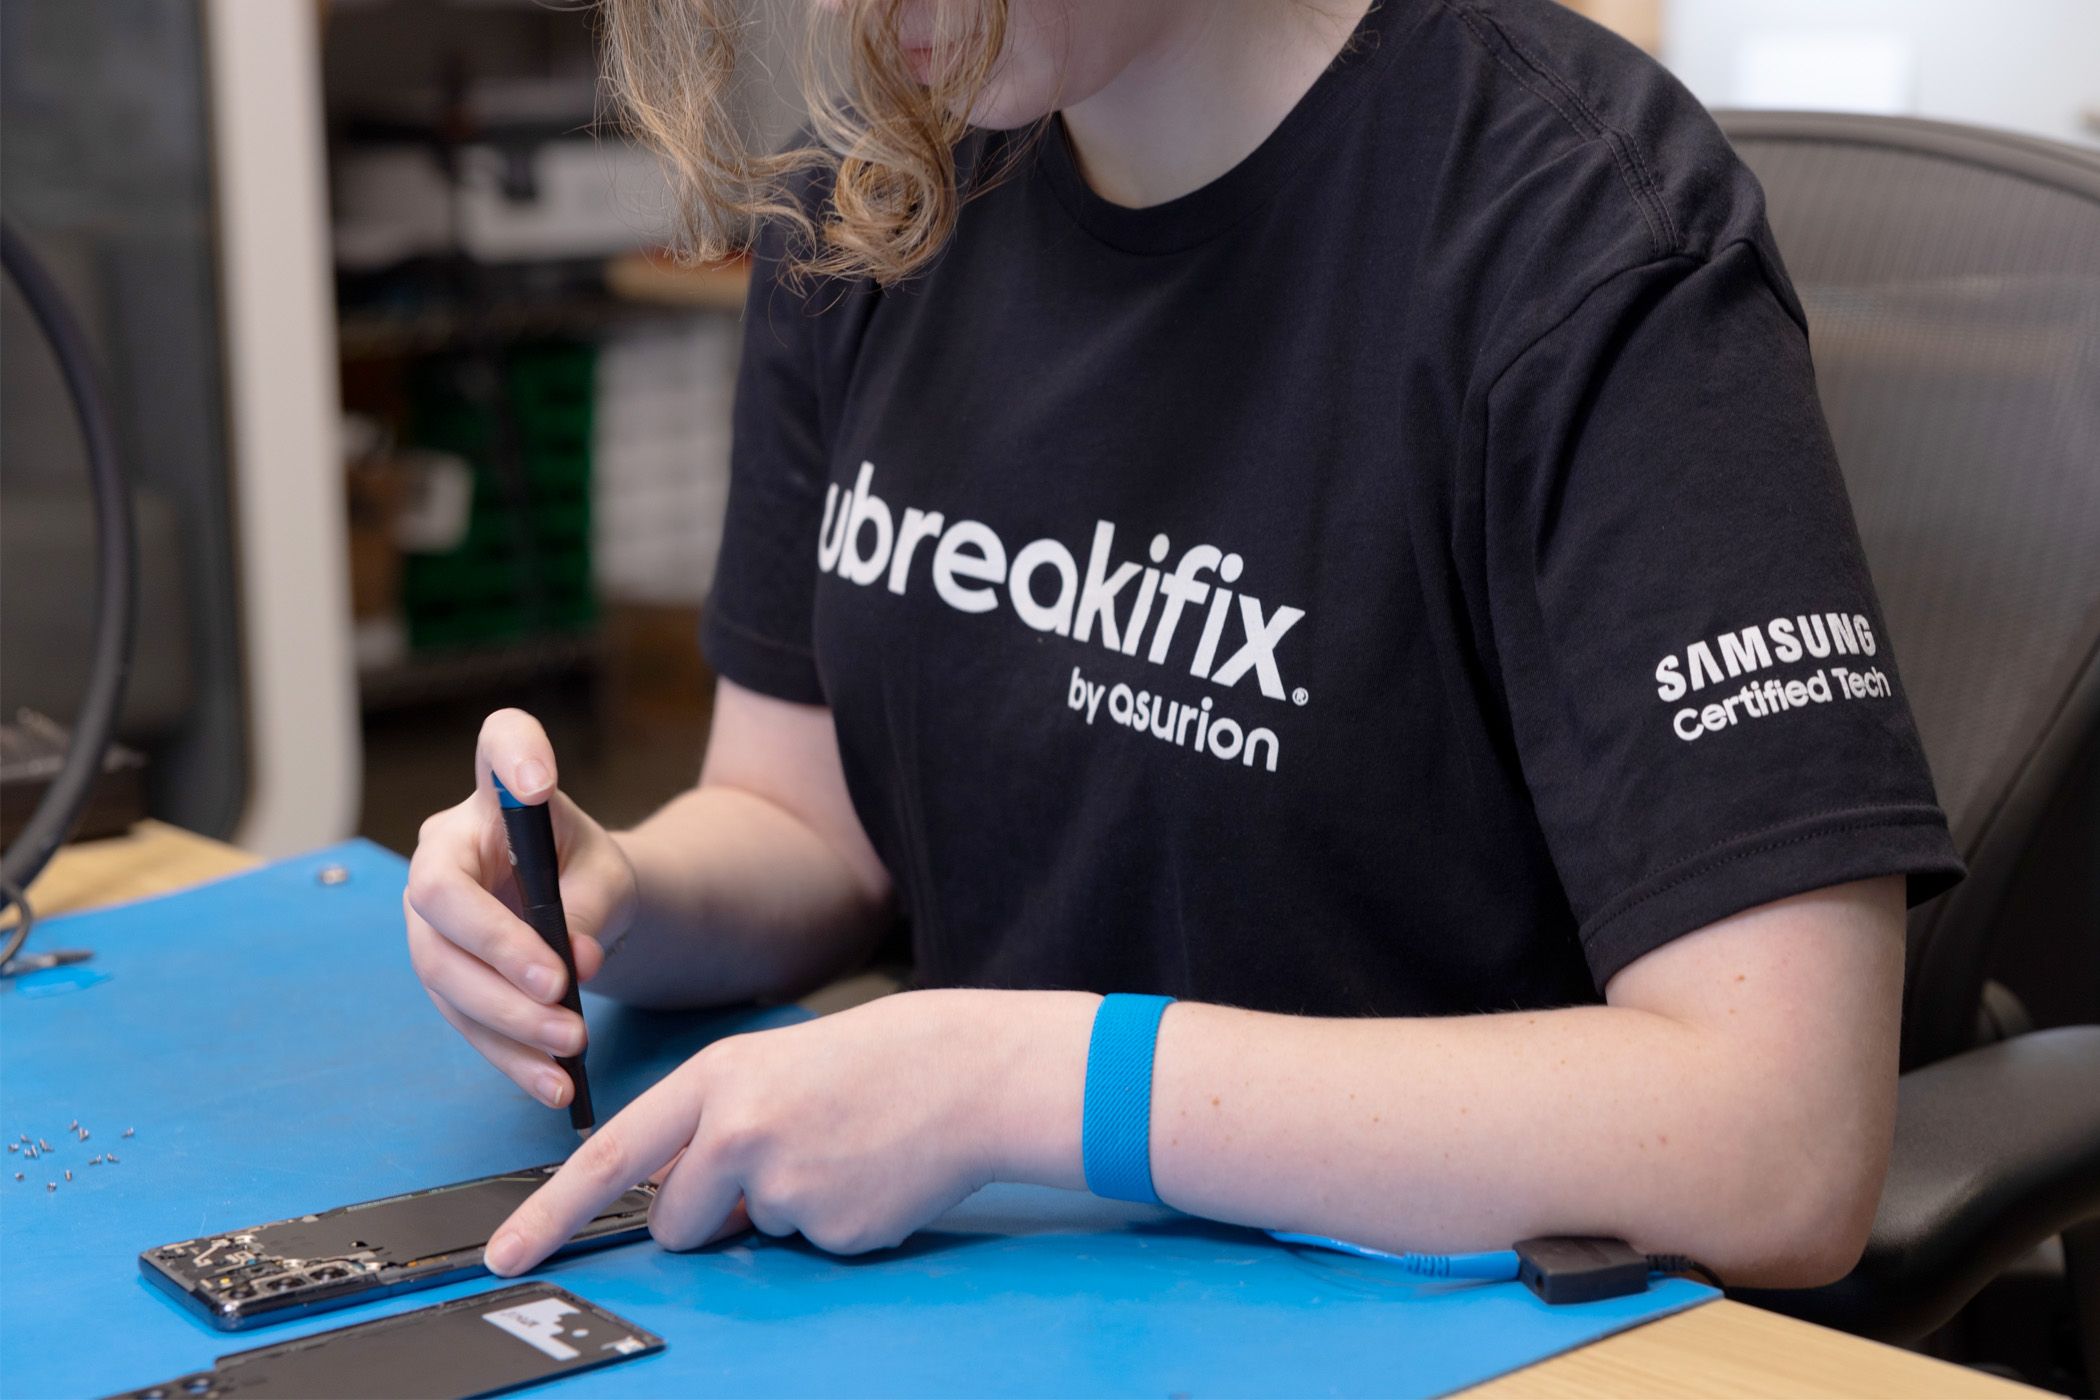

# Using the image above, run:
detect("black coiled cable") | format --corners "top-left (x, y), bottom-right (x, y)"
top-left (0, 219), bottom-right (138, 964)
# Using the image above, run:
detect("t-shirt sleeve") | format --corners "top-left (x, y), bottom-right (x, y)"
top-left (1481, 238), bottom-right (1964, 989)
top-left (698, 216), bottom-right (835, 705)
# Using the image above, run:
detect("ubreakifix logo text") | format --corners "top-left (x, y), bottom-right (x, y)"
top-left (818, 462), bottom-right (1304, 773)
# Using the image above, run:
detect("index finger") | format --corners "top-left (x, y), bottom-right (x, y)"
top-left (483, 1056), bottom-right (709, 1276)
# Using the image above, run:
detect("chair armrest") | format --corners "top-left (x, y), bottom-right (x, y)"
top-left (1738, 1024), bottom-right (2100, 1343)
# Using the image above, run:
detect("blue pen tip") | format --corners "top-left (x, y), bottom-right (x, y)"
top-left (491, 774), bottom-right (526, 810)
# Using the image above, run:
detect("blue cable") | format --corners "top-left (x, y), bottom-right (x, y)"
top-left (1268, 1231), bottom-right (1521, 1281)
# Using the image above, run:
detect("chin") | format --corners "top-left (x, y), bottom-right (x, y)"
top-left (955, 63), bottom-right (1069, 131)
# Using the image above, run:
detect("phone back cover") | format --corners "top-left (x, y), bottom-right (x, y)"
top-left (107, 1284), bottom-right (662, 1399)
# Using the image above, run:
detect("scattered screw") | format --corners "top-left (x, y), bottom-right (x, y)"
top-left (24, 1146), bottom-right (36, 1161)
top-left (90, 1156), bottom-right (102, 1166)
top-left (46, 1182), bottom-right (56, 1192)
top-left (12, 1172), bottom-right (21, 1181)
top-left (38, 1139), bottom-right (51, 1152)
top-left (69, 1120), bottom-right (79, 1131)
top-left (123, 1128), bottom-right (135, 1138)
top-left (79, 1130), bottom-right (89, 1142)
top-left (64, 1170), bottom-right (72, 1182)
top-left (5, 1144), bottom-right (15, 1153)
top-left (106, 1152), bottom-right (119, 1164)
top-left (317, 864), bottom-right (351, 886)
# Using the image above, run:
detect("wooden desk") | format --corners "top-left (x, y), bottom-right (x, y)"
top-left (24, 825), bottom-right (2038, 1399)
top-left (22, 819), bottom-right (260, 917)
top-left (604, 250), bottom-right (751, 313)
top-left (1469, 1297), bottom-right (2034, 1397)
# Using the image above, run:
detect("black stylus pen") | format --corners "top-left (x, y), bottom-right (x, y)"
top-left (492, 772), bottom-right (595, 1137)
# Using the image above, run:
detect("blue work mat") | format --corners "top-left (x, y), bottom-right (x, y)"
top-left (1, 840), bottom-right (1713, 1397)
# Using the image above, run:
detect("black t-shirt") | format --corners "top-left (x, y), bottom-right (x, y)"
top-left (702, 0), bottom-right (1963, 1015)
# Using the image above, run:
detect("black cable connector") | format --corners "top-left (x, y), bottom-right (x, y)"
top-left (1513, 1237), bottom-right (1652, 1303)
top-left (1644, 1252), bottom-right (1725, 1289)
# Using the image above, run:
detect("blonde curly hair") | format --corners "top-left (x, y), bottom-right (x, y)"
top-left (601, 0), bottom-right (1021, 286)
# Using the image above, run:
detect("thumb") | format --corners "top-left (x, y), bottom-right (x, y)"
top-left (476, 707), bottom-right (559, 806)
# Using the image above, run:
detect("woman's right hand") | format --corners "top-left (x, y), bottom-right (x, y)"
top-left (404, 708), bottom-right (640, 1110)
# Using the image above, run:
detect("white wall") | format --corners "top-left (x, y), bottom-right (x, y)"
top-left (1663, 0), bottom-right (2100, 149)
top-left (207, 0), bottom-right (362, 854)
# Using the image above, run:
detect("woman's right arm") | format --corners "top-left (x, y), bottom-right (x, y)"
top-left (598, 678), bottom-right (893, 1008)
top-left (405, 678), bottom-right (891, 1109)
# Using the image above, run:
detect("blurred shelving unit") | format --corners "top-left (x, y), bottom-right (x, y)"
top-left (317, 0), bottom-right (792, 845)
top-left (356, 633), bottom-right (608, 714)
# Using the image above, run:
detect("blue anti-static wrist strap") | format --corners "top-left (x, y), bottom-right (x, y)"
top-left (1082, 993), bottom-right (1176, 1204)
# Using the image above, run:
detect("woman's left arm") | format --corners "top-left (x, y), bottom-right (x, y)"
top-left (1135, 875), bottom-right (1904, 1288)
top-left (486, 875), bottom-right (1901, 1291)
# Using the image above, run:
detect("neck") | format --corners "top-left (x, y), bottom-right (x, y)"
top-left (1058, 0), bottom-right (1374, 208)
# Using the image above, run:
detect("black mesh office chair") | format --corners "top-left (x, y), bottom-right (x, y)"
top-left (1712, 112), bottom-right (2100, 1380)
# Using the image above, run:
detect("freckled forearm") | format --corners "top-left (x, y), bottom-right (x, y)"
top-left (989, 995), bottom-right (1742, 1249)
top-left (1144, 1003), bottom-right (1695, 1244)
top-left (975, 885), bottom-right (1900, 1288)
top-left (1133, 1000), bottom-right (1850, 1283)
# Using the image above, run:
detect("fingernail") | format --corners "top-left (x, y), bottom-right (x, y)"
top-left (486, 1231), bottom-right (525, 1276)
top-left (536, 1069), bottom-right (567, 1107)
top-left (515, 759), bottom-right (551, 797)
top-left (522, 964), bottom-right (556, 1001)
top-left (546, 1017), bottom-right (584, 1056)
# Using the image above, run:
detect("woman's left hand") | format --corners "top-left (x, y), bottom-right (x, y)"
top-left (483, 988), bottom-right (1094, 1273)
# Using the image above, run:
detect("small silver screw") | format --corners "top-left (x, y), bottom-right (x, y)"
top-left (123, 1128), bottom-right (135, 1138)
top-left (46, 1182), bottom-right (56, 1192)
top-left (106, 1152), bottom-right (119, 1164)
top-left (63, 1170), bottom-right (72, 1182)
top-left (38, 1139), bottom-right (51, 1152)
top-left (317, 865), bottom-right (351, 886)
top-left (89, 1156), bottom-right (101, 1166)
top-left (12, 1172), bottom-right (21, 1181)
top-left (79, 1130), bottom-right (89, 1141)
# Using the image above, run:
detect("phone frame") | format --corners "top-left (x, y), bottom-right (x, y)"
top-left (138, 1165), bottom-right (655, 1331)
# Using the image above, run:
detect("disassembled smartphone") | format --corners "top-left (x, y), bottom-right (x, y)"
top-left (107, 1282), bottom-right (664, 1399)
top-left (139, 1165), bottom-right (657, 1331)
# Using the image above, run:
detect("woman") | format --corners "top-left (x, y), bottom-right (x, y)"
top-left (407, 0), bottom-right (1961, 1287)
